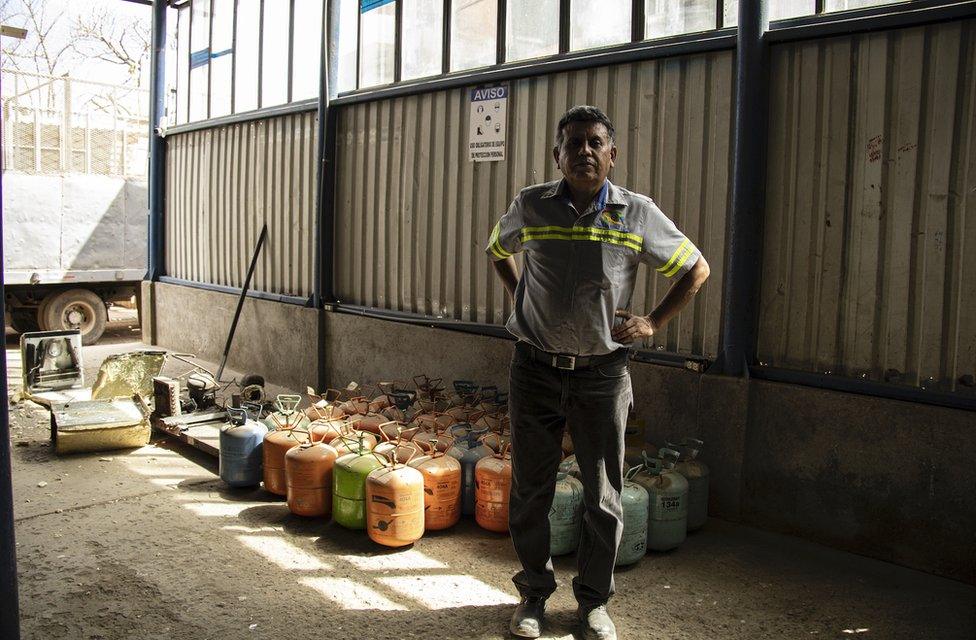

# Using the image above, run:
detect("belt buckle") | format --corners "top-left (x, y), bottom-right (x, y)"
top-left (552, 354), bottom-right (576, 370)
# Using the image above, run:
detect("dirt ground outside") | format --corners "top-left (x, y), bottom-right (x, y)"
top-left (6, 320), bottom-right (976, 640)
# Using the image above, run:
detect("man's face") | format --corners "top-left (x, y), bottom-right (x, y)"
top-left (553, 121), bottom-right (617, 194)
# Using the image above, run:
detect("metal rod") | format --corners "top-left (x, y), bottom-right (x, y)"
top-left (287, 0), bottom-right (296, 103)
top-left (148, 0), bottom-right (168, 281)
top-left (157, 275), bottom-right (311, 305)
top-left (0, 74), bottom-right (21, 640)
top-left (257, 0), bottom-right (264, 107)
top-left (394, 0), bottom-right (403, 82)
top-left (317, 0), bottom-right (342, 391)
top-left (442, 0), bottom-right (451, 74)
top-left (496, 0), bottom-right (506, 64)
top-left (632, 0), bottom-right (645, 42)
top-left (231, 0), bottom-right (238, 113)
top-left (559, 0), bottom-right (571, 53)
top-left (216, 223), bottom-right (268, 381)
top-left (714, 0), bottom-right (768, 376)
top-left (716, 0), bottom-right (724, 29)
top-left (750, 366), bottom-right (976, 413)
top-left (208, 0), bottom-right (215, 119)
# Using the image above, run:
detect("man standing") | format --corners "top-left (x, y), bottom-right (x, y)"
top-left (486, 105), bottom-right (710, 640)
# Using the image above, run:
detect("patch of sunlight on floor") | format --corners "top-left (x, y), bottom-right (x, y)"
top-left (222, 525), bottom-right (285, 533)
top-left (842, 630), bottom-right (870, 635)
top-left (181, 501), bottom-right (268, 517)
top-left (377, 574), bottom-right (518, 609)
top-left (339, 548), bottom-right (449, 571)
top-left (300, 577), bottom-right (409, 611)
top-left (122, 465), bottom-right (209, 478)
top-left (148, 477), bottom-right (192, 487)
top-left (238, 535), bottom-right (333, 571)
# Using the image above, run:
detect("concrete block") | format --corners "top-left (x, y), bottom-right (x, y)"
top-left (741, 380), bottom-right (976, 585)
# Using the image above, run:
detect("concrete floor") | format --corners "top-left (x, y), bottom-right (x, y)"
top-left (6, 318), bottom-right (976, 640)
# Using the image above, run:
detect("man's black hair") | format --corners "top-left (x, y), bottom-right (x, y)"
top-left (554, 105), bottom-right (615, 147)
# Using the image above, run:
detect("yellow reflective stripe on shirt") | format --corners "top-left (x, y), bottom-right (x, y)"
top-left (522, 225), bottom-right (642, 245)
top-left (488, 221), bottom-right (513, 259)
top-left (520, 226), bottom-right (643, 252)
top-left (656, 238), bottom-right (689, 274)
top-left (662, 243), bottom-right (696, 278)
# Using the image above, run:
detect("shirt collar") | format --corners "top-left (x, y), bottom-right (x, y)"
top-left (541, 179), bottom-right (621, 211)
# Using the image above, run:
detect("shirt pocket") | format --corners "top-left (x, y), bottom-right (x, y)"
top-left (600, 243), bottom-right (634, 290)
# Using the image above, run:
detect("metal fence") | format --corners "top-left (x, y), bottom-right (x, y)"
top-left (1, 70), bottom-right (150, 177)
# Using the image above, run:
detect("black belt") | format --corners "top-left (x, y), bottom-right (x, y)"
top-left (520, 342), bottom-right (629, 371)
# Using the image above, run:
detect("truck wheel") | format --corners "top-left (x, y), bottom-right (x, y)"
top-left (41, 288), bottom-right (107, 345)
top-left (10, 309), bottom-right (40, 334)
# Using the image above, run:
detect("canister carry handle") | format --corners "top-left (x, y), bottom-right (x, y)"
top-left (274, 394), bottom-right (303, 414)
top-left (227, 407), bottom-right (248, 425)
top-left (658, 447), bottom-right (681, 469)
top-left (682, 437), bottom-right (703, 460)
top-left (624, 464), bottom-right (644, 481)
top-left (641, 451), bottom-right (663, 474)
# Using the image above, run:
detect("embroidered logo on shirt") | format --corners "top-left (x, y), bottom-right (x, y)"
top-left (596, 208), bottom-right (629, 233)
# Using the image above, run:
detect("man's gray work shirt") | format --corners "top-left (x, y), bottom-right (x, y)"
top-left (486, 179), bottom-right (701, 356)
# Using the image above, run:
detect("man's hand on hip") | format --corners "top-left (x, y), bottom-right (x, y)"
top-left (611, 309), bottom-right (657, 345)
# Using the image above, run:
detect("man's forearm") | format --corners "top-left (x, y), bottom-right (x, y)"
top-left (648, 257), bottom-right (710, 330)
top-left (492, 257), bottom-right (519, 302)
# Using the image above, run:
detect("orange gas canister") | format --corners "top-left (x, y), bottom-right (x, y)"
top-left (332, 432), bottom-right (378, 457)
top-left (366, 453), bottom-right (426, 547)
top-left (410, 440), bottom-right (462, 530)
top-left (263, 428), bottom-right (311, 496)
top-left (309, 417), bottom-right (349, 444)
top-left (285, 441), bottom-right (339, 517)
top-left (475, 445), bottom-right (513, 533)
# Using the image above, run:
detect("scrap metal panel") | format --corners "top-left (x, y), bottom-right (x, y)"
top-left (164, 111), bottom-right (318, 297)
top-left (335, 51), bottom-right (734, 358)
top-left (759, 20), bottom-right (976, 391)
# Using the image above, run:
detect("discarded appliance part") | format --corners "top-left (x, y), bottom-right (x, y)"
top-left (241, 384), bottom-right (266, 405)
top-left (216, 223), bottom-right (268, 382)
top-left (20, 330), bottom-right (83, 394)
top-left (50, 395), bottom-right (151, 455)
top-left (89, 351), bottom-right (166, 401)
top-left (152, 377), bottom-right (181, 419)
top-left (186, 372), bottom-right (218, 411)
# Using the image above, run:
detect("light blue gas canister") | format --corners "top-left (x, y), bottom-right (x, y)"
top-left (633, 449), bottom-right (688, 552)
top-left (668, 438), bottom-right (710, 532)
top-left (446, 424), bottom-right (492, 515)
top-left (558, 454), bottom-right (581, 481)
top-left (549, 472), bottom-right (583, 556)
top-left (219, 407), bottom-right (269, 487)
top-left (615, 466), bottom-right (649, 566)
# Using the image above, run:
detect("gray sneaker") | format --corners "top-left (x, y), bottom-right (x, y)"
top-left (509, 596), bottom-right (546, 638)
top-left (577, 604), bottom-right (617, 640)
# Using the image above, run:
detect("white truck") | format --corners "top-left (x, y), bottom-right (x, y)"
top-left (3, 173), bottom-right (147, 344)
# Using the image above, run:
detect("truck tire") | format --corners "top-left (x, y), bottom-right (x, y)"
top-left (41, 288), bottom-right (107, 345)
top-left (10, 309), bottom-right (40, 334)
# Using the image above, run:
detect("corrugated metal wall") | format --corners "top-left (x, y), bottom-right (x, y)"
top-left (334, 51), bottom-right (734, 358)
top-left (760, 20), bottom-right (976, 391)
top-left (165, 111), bottom-right (318, 297)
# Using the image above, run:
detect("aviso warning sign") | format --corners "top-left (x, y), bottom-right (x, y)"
top-left (469, 84), bottom-right (508, 162)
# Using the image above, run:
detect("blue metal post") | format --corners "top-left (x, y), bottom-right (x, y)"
top-left (715, 0), bottom-right (769, 376)
top-left (147, 0), bottom-right (167, 281)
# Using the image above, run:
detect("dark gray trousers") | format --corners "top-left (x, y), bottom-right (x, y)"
top-left (507, 341), bottom-right (632, 610)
